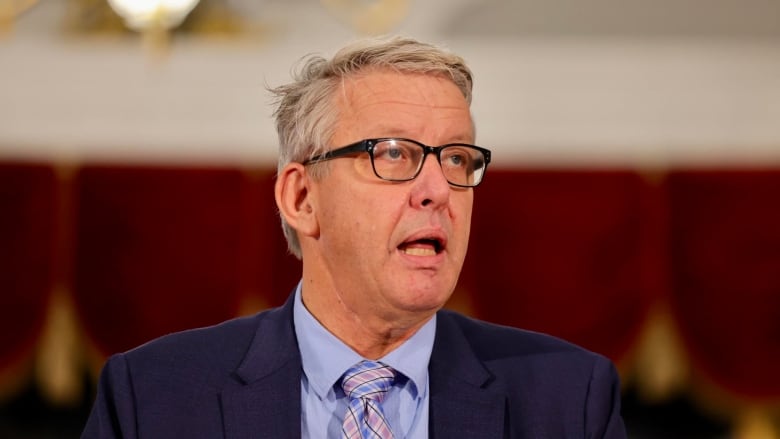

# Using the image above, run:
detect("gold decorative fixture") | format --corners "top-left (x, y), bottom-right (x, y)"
top-left (321, 0), bottom-right (409, 35)
top-left (0, 0), bottom-right (39, 35)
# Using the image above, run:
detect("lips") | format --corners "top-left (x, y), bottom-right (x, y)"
top-left (398, 232), bottom-right (446, 256)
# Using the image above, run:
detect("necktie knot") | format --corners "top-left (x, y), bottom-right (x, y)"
top-left (341, 360), bottom-right (396, 403)
top-left (341, 360), bottom-right (397, 439)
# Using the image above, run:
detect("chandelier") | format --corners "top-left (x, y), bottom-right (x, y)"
top-left (107, 0), bottom-right (200, 32)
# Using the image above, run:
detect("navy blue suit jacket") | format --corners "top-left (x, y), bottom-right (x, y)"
top-left (82, 293), bottom-right (626, 438)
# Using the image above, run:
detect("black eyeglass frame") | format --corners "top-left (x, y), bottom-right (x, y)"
top-left (302, 138), bottom-right (492, 188)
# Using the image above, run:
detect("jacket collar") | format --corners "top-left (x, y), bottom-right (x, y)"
top-left (428, 310), bottom-right (507, 438)
top-left (220, 293), bottom-right (302, 438)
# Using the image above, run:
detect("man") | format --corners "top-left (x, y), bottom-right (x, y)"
top-left (83, 37), bottom-right (626, 438)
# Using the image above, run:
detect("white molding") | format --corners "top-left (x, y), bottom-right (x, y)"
top-left (1, 4), bottom-right (779, 167)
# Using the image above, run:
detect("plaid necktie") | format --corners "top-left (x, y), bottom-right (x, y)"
top-left (341, 360), bottom-right (396, 439)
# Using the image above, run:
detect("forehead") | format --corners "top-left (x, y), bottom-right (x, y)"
top-left (333, 69), bottom-right (474, 142)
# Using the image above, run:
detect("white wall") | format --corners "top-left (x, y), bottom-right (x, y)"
top-left (1, 0), bottom-right (779, 167)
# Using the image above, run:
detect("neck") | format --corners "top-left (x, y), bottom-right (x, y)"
top-left (299, 274), bottom-right (434, 360)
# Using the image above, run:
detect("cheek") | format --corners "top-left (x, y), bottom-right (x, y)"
top-left (316, 187), bottom-right (353, 241)
top-left (452, 193), bottom-right (474, 225)
top-left (451, 195), bottom-right (474, 250)
top-left (321, 186), bottom-right (392, 247)
top-left (362, 197), bottom-right (401, 248)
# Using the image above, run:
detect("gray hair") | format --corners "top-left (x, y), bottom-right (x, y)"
top-left (269, 36), bottom-right (474, 258)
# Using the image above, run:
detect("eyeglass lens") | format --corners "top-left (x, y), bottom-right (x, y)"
top-left (371, 139), bottom-right (486, 186)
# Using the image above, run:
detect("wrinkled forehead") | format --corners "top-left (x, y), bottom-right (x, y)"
top-left (333, 69), bottom-right (475, 143)
top-left (337, 67), bottom-right (469, 105)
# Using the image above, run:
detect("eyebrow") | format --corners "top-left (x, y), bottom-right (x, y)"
top-left (366, 126), bottom-right (475, 145)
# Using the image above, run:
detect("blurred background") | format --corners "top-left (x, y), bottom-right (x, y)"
top-left (1, 0), bottom-right (779, 437)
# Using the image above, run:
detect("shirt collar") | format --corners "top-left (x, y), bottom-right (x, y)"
top-left (293, 282), bottom-right (435, 400)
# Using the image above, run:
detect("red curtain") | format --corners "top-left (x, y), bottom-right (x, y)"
top-left (2, 161), bottom-right (779, 407)
top-left (73, 166), bottom-right (266, 356)
top-left (0, 163), bottom-right (57, 381)
top-left (463, 170), bottom-right (661, 364)
top-left (668, 170), bottom-right (780, 400)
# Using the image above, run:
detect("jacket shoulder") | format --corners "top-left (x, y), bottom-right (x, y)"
top-left (433, 310), bottom-right (626, 437)
top-left (83, 304), bottom-right (298, 438)
top-left (438, 309), bottom-right (597, 359)
top-left (120, 305), bottom-right (285, 382)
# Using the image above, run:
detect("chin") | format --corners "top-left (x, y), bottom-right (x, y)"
top-left (399, 286), bottom-right (453, 312)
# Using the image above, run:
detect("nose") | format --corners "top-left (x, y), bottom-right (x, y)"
top-left (409, 153), bottom-right (451, 208)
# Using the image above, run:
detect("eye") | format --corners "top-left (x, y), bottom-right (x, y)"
top-left (442, 148), bottom-right (472, 169)
top-left (374, 140), bottom-right (412, 162)
top-left (386, 146), bottom-right (404, 160)
top-left (447, 153), bottom-right (465, 166)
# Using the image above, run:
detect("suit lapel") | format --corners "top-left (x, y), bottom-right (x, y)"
top-left (429, 312), bottom-right (507, 439)
top-left (221, 294), bottom-right (303, 438)
top-left (217, 298), bottom-right (509, 438)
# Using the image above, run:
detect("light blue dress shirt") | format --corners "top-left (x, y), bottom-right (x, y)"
top-left (293, 283), bottom-right (435, 438)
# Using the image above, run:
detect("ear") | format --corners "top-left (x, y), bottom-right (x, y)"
top-left (275, 163), bottom-right (319, 238)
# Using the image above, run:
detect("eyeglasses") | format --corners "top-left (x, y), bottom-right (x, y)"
top-left (302, 138), bottom-right (492, 188)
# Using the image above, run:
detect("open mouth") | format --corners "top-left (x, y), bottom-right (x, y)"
top-left (399, 238), bottom-right (444, 256)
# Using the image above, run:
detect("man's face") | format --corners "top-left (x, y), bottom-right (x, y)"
top-left (308, 69), bottom-right (475, 327)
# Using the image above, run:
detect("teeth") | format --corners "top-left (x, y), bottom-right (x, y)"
top-left (402, 247), bottom-right (437, 256)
